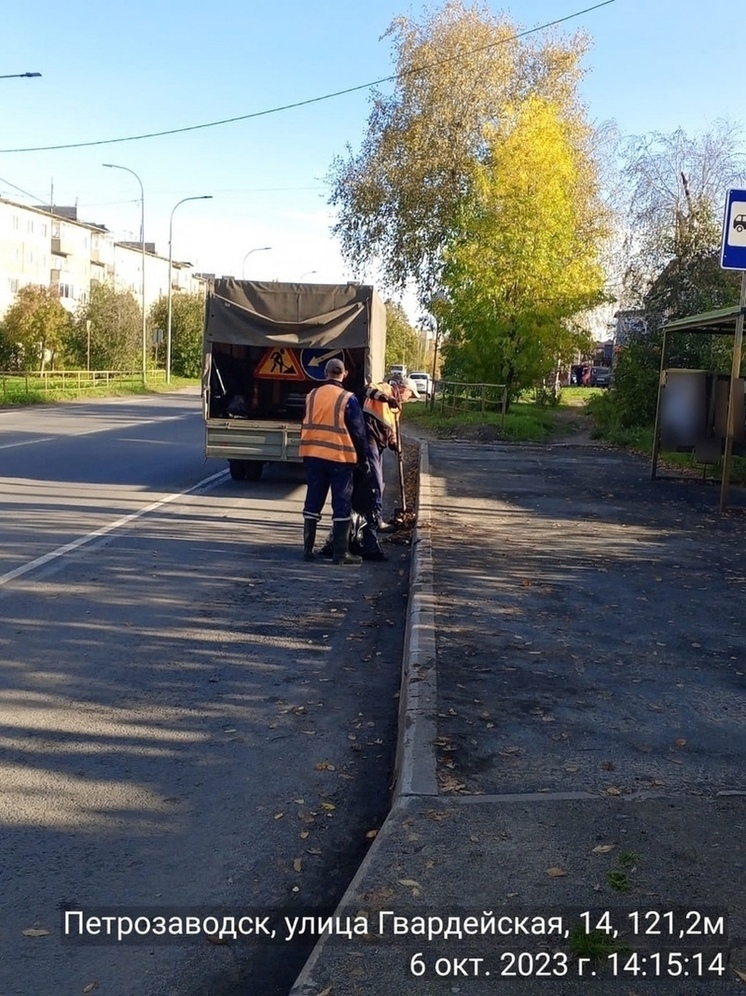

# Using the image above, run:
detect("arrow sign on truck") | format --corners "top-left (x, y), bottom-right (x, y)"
top-left (300, 348), bottom-right (346, 381)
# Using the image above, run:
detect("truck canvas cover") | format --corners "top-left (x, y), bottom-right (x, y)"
top-left (203, 278), bottom-right (385, 378)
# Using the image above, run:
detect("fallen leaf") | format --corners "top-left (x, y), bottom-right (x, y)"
top-left (546, 867), bottom-right (567, 878)
top-left (674, 738), bottom-right (687, 747)
top-left (500, 745), bottom-right (523, 755)
top-left (321, 802), bottom-right (336, 811)
top-left (592, 844), bottom-right (616, 854)
top-left (319, 987), bottom-right (333, 996)
top-left (439, 774), bottom-right (467, 793)
top-left (293, 858), bottom-right (302, 872)
top-left (365, 829), bottom-right (378, 839)
top-left (22, 928), bottom-right (50, 937)
top-left (605, 786), bottom-right (623, 796)
top-left (733, 969), bottom-right (746, 982)
top-left (600, 760), bottom-right (615, 771)
top-left (274, 812), bottom-right (284, 820)
top-left (223, 727), bottom-right (237, 733)
top-left (398, 879), bottom-right (422, 888)
top-left (82, 984), bottom-right (99, 995)
top-left (315, 762), bottom-right (336, 771)
top-left (300, 831), bottom-right (309, 839)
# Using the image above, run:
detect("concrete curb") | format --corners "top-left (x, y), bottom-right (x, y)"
top-left (392, 440), bottom-right (438, 799)
top-left (290, 437), bottom-right (438, 994)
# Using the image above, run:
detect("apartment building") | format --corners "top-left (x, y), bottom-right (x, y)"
top-left (0, 198), bottom-right (204, 319)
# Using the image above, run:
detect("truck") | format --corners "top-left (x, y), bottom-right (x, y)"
top-left (202, 278), bottom-right (387, 480)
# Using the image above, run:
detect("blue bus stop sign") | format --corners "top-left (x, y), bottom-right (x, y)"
top-left (720, 189), bottom-right (746, 270)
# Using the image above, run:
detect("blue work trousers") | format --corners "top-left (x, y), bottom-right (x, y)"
top-left (303, 457), bottom-right (355, 522)
top-left (366, 440), bottom-right (384, 518)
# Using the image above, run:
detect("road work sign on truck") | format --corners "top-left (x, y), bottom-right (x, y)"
top-left (202, 279), bottom-right (387, 481)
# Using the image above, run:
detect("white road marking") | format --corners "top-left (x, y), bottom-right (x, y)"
top-left (0, 414), bottom-right (191, 448)
top-left (0, 468), bottom-right (229, 588)
top-left (71, 415), bottom-right (189, 437)
top-left (0, 437), bottom-right (54, 450)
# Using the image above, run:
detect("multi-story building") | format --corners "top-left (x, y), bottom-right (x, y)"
top-left (0, 198), bottom-right (205, 319)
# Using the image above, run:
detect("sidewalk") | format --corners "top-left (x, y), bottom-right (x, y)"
top-left (291, 435), bottom-right (746, 995)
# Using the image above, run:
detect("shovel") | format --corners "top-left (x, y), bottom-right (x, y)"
top-left (394, 409), bottom-right (407, 516)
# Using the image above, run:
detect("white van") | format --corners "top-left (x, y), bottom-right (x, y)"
top-left (409, 371), bottom-right (433, 399)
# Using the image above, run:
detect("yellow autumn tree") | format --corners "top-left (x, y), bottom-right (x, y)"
top-left (440, 95), bottom-right (610, 394)
top-left (328, 1), bottom-right (593, 302)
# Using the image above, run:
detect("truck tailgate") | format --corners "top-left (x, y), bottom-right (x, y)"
top-left (205, 419), bottom-right (301, 462)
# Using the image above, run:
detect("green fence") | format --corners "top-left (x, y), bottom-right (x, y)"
top-left (0, 369), bottom-right (167, 402)
top-left (435, 380), bottom-right (509, 424)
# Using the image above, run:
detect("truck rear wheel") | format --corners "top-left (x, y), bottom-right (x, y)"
top-left (243, 461), bottom-right (264, 481)
top-left (228, 460), bottom-right (264, 481)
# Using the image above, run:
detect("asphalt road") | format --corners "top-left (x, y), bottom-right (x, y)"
top-left (0, 392), bottom-right (408, 996)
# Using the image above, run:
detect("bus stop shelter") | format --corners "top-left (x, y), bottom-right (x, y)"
top-left (650, 303), bottom-right (746, 512)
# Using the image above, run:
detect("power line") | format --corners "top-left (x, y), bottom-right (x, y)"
top-left (0, 0), bottom-right (616, 155)
top-left (0, 174), bottom-right (46, 203)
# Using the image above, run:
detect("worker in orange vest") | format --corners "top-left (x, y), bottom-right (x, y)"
top-left (361, 381), bottom-right (400, 553)
top-left (299, 357), bottom-right (369, 565)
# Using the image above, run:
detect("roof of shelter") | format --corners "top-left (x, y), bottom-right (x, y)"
top-left (663, 305), bottom-right (746, 335)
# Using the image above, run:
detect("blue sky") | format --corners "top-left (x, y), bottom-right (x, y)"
top-left (1, 0), bottom-right (742, 313)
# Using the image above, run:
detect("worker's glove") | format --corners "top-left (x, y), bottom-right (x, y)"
top-left (387, 397), bottom-right (400, 410)
top-left (358, 459), bottom-right (371, 478)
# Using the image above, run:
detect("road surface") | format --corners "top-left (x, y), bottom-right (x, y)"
top-left (0, 392), bottom-right (407, 996)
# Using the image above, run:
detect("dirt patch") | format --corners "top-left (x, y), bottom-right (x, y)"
top-left (548, 403), bottom-right (597, 444)
top-left (384, 439), bottom-right (419, 545)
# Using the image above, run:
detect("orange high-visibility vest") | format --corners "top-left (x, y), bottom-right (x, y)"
top-left (299, 383), bottom-right (358, 463)
top-left (363, 383), bottom-right (397, 434)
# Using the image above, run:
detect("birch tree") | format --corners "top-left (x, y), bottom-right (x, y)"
top-left (328, 0), bottom-right (591, 303)
top-left (440, 96), bottom-right (609, 394)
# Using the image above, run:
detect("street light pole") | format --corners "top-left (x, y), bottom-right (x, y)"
top-left (103, 163), bottom-right (147, 383)
top-left (299, 270), bottom-right (318, 281)
top-left (167, 195), bottom-right (212, 384)
top-left (0, 71), bottom-right (42, 79)
top-left (242, 246), bottom-right (272, 278)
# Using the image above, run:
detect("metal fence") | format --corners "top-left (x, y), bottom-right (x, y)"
top-left (434, 380), bottom-right (509, 425)
top-left (0, 369), bottom-right (167, 402)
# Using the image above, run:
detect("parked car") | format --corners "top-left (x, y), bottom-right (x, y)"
top-left (590, 366), bottom-right (611, 387)
top-left (409, 371), bottom-right (433, 399)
